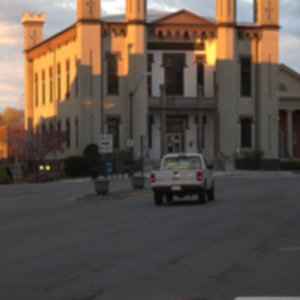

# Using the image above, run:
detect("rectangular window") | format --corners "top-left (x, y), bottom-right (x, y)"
top-left (197, 56), bottom-right (205, 95)
top-left (42, 70), bottom-right (45, 105)
top-left (66, 120), bottom-right (70, 148)
top-left (107, 54), bottom-right (118, 95)
top-left (75, 57), bottom-right (78, 97)
top-left (148, 116), bottom-right (153, 149)
top-left (165, 54), bottom-right (184, 96)
top-left (241, 118), bottom-right (252, 148)
top-left (49, 67), bottom-right (53, 103)
top-left (66, 60), bottom-right (70, 98)
top-left (108, 118), bottom-right (119, 148)
top-left (75, 118), bottom-right (79, 148)
top-left (203, 116), bottom-right (207, 149)
top-left (57, 63), bottom-right (61, 100)
top-left (147, 54), bottom-right (153, 96)
top-left (241, 57), bottom-right (251, 96)
top-left (35, 73), bottom-right (38, 107)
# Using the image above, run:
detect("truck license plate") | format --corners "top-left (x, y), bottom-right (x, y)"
top-left (171, 186), bottom-right (181, 191)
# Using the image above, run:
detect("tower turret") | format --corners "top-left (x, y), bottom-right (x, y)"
top-left (21, 12), bottom-right (45, 50)
top-left (126, 0), bottom-right (147, 22)
top-left (254, 0), bottom-right (279, 25)
top-left (216, 0), bottom-right (236, 24)
top-left (77, 0), bottom-right (101, 21)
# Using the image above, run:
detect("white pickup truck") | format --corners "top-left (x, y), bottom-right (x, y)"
top-left (150, 153), bottom-right (215, 205)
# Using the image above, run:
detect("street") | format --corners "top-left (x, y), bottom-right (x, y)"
top-left (0, 176), bottom-right (300, 300)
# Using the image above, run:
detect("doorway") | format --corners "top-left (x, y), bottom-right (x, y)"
top-left (166, 119), bottom-right (185, 153)
top-left (279, 130), bottom-right (285, 158)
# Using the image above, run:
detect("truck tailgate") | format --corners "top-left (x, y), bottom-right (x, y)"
top-left (154, 170), bottom-right (200, 186)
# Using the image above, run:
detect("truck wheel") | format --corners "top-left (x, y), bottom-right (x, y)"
top-left (166, 194), bottom-right (173, 202)
top-left (154, 192), bottom-right (163, 206)
top-left (198, 188), bottom-right (206, 204)
top-left (207, 183), bottom-right (215, 201)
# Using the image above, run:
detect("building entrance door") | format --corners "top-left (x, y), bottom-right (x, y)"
top-left (166, 119), bottom-right (185, 153)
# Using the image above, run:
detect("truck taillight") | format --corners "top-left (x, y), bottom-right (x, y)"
top-left (197, 172), bottom-right (203, 181)
top-left (150, 173), bottom-right (156, 183)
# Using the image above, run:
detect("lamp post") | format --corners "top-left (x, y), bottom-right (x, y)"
top-left (128, 72), bottom-right (151, 177)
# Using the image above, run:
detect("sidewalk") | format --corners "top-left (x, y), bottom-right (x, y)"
top-left (67, 177), bottom-right (153, 201)
top-left (65, 170), bottom-right (298, 201)
top-left (213, 170), bottom-right (298, 177)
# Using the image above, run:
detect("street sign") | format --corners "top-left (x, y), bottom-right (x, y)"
top-left (127, 139), bottom-right (134, 148)
top-left (99, 135), bottom-right (113, 153)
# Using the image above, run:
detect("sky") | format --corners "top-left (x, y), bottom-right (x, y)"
top-left (0, 0), bottom-right (299, 112)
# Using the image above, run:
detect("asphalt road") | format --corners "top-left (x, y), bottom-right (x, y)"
top-left (0, 176), bottom-right (300, 300)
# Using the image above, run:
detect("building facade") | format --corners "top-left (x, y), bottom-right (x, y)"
top-left (22, 0), bottom-right (280, 164)
top-left (278, 64), bottom-right (300, 159)
top-left (0, 126), bottom-right (8, 161)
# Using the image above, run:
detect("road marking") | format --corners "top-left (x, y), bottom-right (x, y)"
top-left (279, 247), bottom-right (300, 252)
top-left (65, 191), bottom-right (153, 202)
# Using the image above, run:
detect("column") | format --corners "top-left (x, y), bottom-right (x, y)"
top-left (214, 113), bottom-right (220, 157)
top-left (213, 83), bottom-right (219, 157)
top-left (287, 109), bottom-right (294, 158)
top-left (197, 85), bottom-right (203, 153)
top-left (160, 84), bottom-right (166, 158)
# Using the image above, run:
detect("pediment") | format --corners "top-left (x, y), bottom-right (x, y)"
top-left (151, 9), bottom-right (216, 26)
top-left (280, 64), bottom-right (300, 81)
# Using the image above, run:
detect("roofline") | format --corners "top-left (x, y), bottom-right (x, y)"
top-left (280, 64), bottom-right (300, 80)
top-left (24, 23), bottom-right (77, 53)
top-left (150, 9), bottom-right (216, 25)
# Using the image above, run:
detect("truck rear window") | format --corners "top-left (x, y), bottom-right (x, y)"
top-left (163, 156), bottom-right (202, 170)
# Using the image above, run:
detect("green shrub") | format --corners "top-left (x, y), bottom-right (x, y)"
top-left (280, 160), bottom-right (300, 170)
top-left (83, 144), bottom-right (101, 167)
top-left (0, 166), bottom-right (8, 183)
top-left (64, 156), bottom-right (90, 177)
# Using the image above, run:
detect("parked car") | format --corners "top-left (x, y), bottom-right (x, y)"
top-left (150, 153), bottom-right (215, 205)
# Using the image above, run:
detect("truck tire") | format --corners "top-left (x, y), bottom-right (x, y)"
top-left (198, 187), bottom-right (206, 204)
top-left (207, 182), bottom-right (215, 201)
top-left (154, 192), bottom-right (163, 206)
top-left (166, 194), bottom-right (173, 202)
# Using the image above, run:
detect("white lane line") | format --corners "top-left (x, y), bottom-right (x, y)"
top-left (279, 247), bottom-right (300, 252)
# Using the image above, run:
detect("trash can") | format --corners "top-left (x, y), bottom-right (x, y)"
top-left (105, 162), bottom-right (113, 176)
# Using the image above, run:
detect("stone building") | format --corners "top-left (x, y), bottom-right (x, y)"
top-left (22, 0), bottom-right (280, 164)
top-left (278, 64), bottom-right (300, 159)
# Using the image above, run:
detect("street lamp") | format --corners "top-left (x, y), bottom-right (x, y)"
top-left (128, 71), bottom-right (151, 177)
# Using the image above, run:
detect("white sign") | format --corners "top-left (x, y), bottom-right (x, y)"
top-left (99, 135), bottom-right (113, 153)
top-left (127, 139), bottom-right (134, 148)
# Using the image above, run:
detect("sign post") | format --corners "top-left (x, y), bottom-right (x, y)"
top-left (99, 135), bottom-right (113, 154)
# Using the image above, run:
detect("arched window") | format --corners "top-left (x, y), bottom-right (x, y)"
top-left (112, 29), bottom-right (117, 37)
top-left (158, 31), bottom-right (164, 40)
top-left (184, 31), bottom-right (190, 40)
top-left (279, 84), bottom-right (287, 91)
top-left (120, 29), bottom-right (126, 37)
top-left (166, 31), bottom-right (172, 39)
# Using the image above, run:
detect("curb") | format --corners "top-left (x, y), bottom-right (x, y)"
top-left (70, 189), bottom-right (153, 201)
